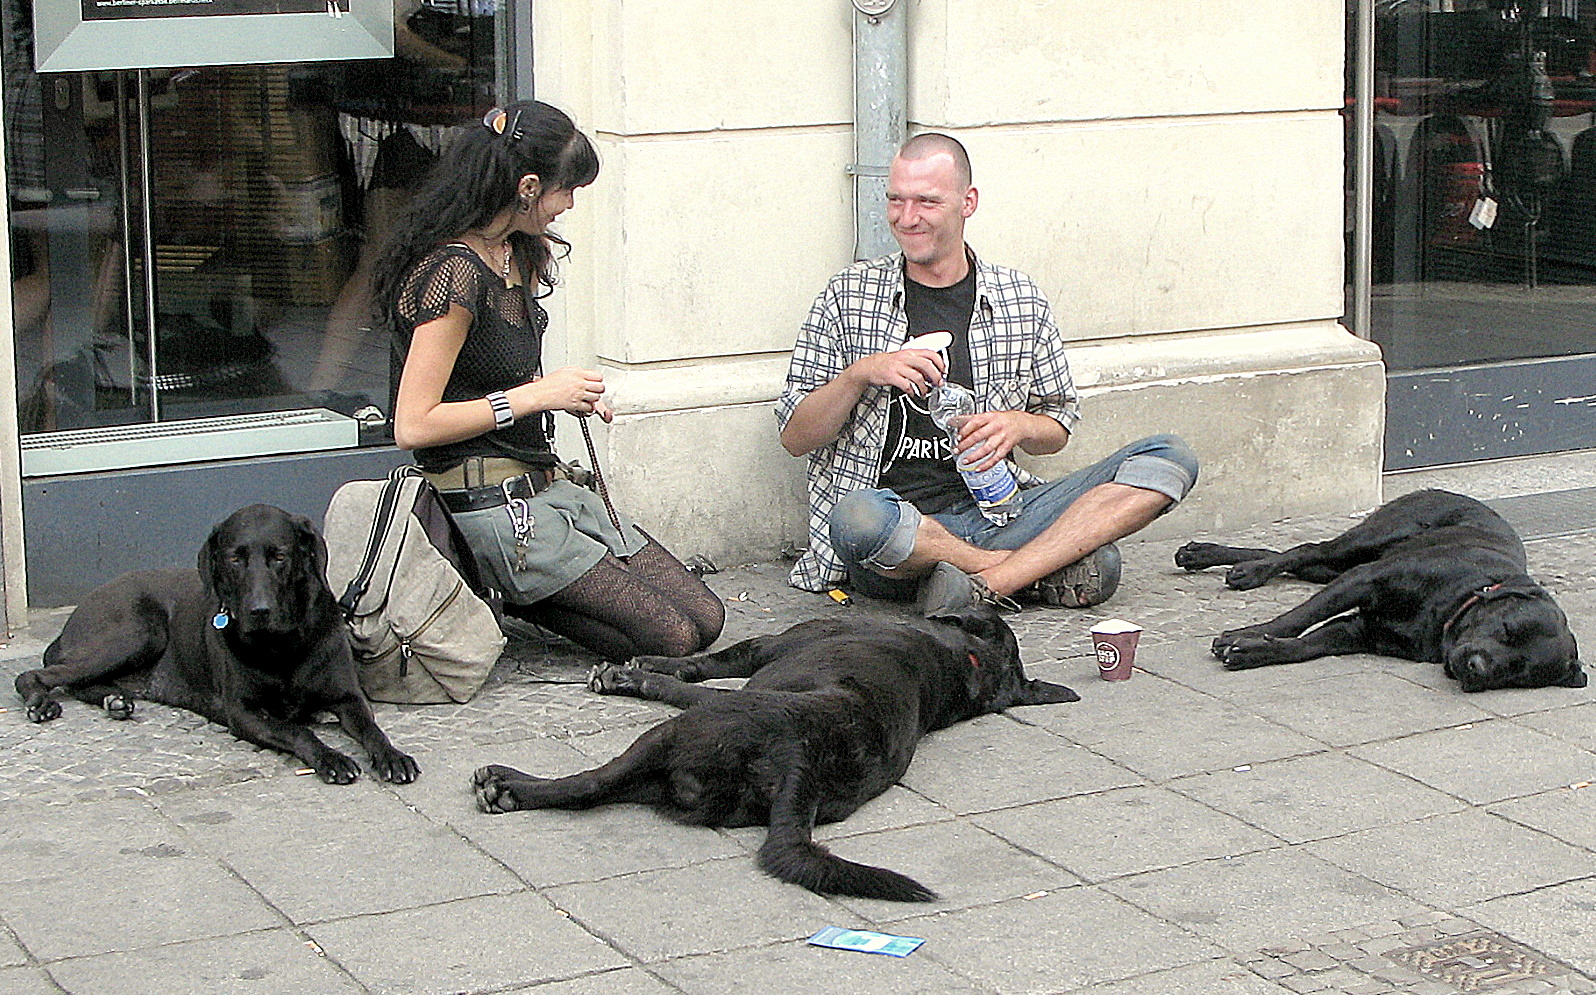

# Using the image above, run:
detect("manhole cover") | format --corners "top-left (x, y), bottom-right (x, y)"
top-left (1387, 932), bottom-right (1559, 991)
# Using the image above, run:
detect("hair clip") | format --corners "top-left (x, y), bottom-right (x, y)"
top-left (481, 106), bottom-right (524, 142)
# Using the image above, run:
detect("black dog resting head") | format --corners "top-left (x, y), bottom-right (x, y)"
top-left (927, 608), bottom-right (1080, 718)
top-left (1442, 581), bottom-right (1585, 692)
top-left (200, 503), bottom-right (329, 638)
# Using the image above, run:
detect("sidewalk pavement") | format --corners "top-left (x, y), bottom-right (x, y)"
top-left (3, 456), bottom-right (1596, 995)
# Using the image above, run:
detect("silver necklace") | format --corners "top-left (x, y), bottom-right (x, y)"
top-left (469, 234), bottom-right (511, 281)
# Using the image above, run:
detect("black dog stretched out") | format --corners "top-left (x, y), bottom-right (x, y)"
top-left (1176, 489), bottom-right (1583, 692)
top-left (15, 504), bottom-right (418, 784)
top-left (473, 608), bottom-right (1077, 901)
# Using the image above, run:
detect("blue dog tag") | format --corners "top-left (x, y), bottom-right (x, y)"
top-left (211, 611), bottom-right (230, 630)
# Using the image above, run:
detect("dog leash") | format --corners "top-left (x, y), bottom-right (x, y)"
top-left (577, 414), bottom-right (624, 534)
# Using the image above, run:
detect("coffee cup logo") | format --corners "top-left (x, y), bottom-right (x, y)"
top-left (1095, 641), bottom-right (1120, 670)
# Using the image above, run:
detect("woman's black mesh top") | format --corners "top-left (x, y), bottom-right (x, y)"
top-left (390, 243), bottom-right (557, 474)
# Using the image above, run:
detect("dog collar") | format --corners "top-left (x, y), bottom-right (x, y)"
top-left (1442, 583), bottom-right (1502, 635)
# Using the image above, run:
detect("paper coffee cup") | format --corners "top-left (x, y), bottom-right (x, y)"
top-left (1091, 619), bottom-right (1143, 681)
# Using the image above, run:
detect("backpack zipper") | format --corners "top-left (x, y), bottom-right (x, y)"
top-left (396, 579), bottom-right (464, 678)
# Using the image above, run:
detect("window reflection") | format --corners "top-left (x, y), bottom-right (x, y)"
top-left (1365, 1), bottom-right (1596, 371)
top-left (3, 0), bottom-right (502, 447)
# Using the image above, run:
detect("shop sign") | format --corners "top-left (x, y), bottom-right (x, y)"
top-left (34, 0), bottom-right (392, 71)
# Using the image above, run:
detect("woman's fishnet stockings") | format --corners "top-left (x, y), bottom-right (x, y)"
top-left (511, 533), bottom-right (725, 661)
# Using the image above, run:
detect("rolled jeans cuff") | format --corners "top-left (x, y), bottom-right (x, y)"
top-left (862, 499), bottom-right (922, 572)
top-left (1112, 454), bottom-right (1195, 506)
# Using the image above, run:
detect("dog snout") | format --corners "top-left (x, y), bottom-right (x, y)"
top-left (1447, 648), bottom-right (1497, 691)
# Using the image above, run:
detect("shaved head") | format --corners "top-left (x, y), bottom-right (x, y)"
top-left (897, 133), bottom-right (971, 190)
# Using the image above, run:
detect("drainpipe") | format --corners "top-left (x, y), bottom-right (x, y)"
top-left (849, 0), bottom-right (906, 261)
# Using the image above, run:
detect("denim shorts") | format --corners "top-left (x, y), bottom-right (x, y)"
top-left (828, 433), bottom-right (1198, 601)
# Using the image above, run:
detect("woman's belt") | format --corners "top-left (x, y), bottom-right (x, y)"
top-left (423, 457), bottom-right (560, 513)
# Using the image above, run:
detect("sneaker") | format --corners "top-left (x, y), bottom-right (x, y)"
top-left (917, 561), bottom-right (1020, 618)
top-left (1031, 542), bottom-right (1122, 608)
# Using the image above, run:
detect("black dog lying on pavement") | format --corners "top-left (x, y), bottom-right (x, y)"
top-left (15, 504), bottom-right (419, 784)
top-left (473, 608), bottom-right (1077, 901)
top-left (1176, 489), bottom-right (1584, 692)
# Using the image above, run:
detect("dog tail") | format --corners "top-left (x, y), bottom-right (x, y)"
top-left (756, 766), bottom-right (936, 903)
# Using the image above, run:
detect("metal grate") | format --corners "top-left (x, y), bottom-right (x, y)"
top-left (1387, 932), bottom-right (1560, 991)
top-left (1486, 486), bottom-right (1596, 541)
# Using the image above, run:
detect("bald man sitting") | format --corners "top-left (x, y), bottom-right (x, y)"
top-left (777, 133), bottom-right (1197, 614)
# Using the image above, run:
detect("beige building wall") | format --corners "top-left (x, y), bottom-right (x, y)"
top-left (533, 0), bottom-right (1384, 569)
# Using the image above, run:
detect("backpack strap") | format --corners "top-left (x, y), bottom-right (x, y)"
top-left (337, 465), bottom-right (421, 620)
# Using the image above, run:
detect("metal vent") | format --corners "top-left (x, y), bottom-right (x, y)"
top-left (1386, 932), bottom-right (1562, 991)
top-left (21, 408), bottom-right (359, 477)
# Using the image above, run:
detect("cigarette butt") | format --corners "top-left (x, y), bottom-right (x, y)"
top-left (827, 589), bottom-right (852, 605)
top-left (1572, 781), bottom-right (1590, 790)
top-left (1022, 891), bottom-right (1048, 900)
top-left (294, 768), bottom-right (315, 776)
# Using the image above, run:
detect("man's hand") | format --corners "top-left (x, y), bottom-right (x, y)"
top-left (847, 348), bottom-right (947, 398)
top-left (780, 348), bottom-right (947, 456)
top-left (954, 410), bottom-right (1069, 471)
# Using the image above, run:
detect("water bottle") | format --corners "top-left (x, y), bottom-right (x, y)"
top-left (929, 383), bottom-right (1020, 526)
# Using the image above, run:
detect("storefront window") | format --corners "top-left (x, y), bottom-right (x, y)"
top-left (1367, 1), bottom-right (1596, 371)
top-left (4, 0), bottom-right (507, 466)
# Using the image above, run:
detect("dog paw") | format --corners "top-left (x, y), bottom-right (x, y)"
top-left (1174, 542), bottom-right (1226, 571)
top-left (371, 749), bottom-right (420, 784)
top-left (1216, 635), bottom-right (1285, 670)
top-left (1224, 562), bottom-right (1275, 591)
top-left (101, 694), bottom-right (135, 720)
top-left (24, 698), bottom-right (61, 723)
top-left (1211, 627), bottom-right (1264, 659)
top-left (589, 662), bottom-right (644, 696)
top-left (312, 751), bottom-right (362, 785)
top-left (472, 764), bottom-right (532, 813)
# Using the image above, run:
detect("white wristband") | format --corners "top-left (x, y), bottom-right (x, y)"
top-left (486, 390), bottom-right (515, 429)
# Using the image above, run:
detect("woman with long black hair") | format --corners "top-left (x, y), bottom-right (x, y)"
top-left (373, 99), bottom-right (723, 660)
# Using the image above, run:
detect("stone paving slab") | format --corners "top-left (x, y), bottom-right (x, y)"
top-left (304, 892), bottom-right (631, 994)
top-left (42, 929), bottom-right (368, 995)
top-left (895, 886), bottom-right (1226, 995)
top-left (1166, 752), bottom-right (1469, 845)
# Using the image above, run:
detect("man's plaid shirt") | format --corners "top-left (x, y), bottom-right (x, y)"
top-left (776, 250), bottom-right (1082, 592)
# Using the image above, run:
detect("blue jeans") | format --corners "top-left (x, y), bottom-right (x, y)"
top-left (829, 433), bottom-right (1198, 601)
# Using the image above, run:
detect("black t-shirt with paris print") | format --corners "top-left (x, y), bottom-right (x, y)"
top-left (878, 265), bottom-right (975, 513)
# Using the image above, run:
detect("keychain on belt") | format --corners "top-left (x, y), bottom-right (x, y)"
top-left (502, 477), bottom-right (534, 570)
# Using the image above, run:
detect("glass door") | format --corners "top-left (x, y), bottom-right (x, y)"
top-left (1357, 0), bottom-right (1596, 468)
top-left (4, 0), bottom-right (519, 469)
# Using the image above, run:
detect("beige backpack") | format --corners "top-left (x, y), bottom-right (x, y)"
top-left (323, 466), bottom-right (504, 704)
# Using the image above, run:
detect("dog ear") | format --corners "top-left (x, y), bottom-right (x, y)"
top-left (197, 521), bottom-right (227, 599)
top-left (1013, 679), bottom-right (1080, 706)
top-left (929, 606), bottom-right (1009, 644)
top-left (290, 513), bottom-right (329, 584)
